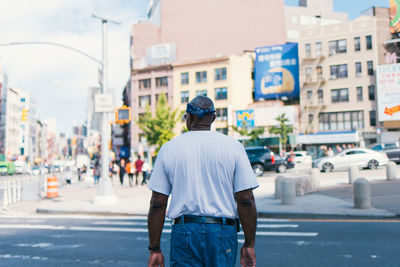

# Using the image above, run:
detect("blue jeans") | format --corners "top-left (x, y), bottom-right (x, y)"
top-left (170, 220), bottom-right (238, 267)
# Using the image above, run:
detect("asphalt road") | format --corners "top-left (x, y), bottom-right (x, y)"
top-left (0, 215), bottom-right (399, 266)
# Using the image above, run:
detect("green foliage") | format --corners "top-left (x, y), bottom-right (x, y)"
top-left (231, 121), bottom-right (265, 143)
top-left (268, 113), bottom-right (293, 149)
top-left (136, 92), bottom-right (183, 153)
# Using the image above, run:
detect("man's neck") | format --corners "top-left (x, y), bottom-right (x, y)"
top-left (190, 126), bottom-right (211, 131)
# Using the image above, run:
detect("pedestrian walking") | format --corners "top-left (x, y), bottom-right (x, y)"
top-left (119, 159), bottom-right (126, 186)
top-left (135, 155), bottom-right (144, 186)
top-left (141, 160), bottom-right (150, 185)
top-left (93, 160), bottom-right (101, 185)
top-left (125, 160), bottom-right (135, 187)
top-left (147, 96), bottom-right (258, 267)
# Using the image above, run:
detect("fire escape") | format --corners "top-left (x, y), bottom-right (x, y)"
top-left (301, 52), bottom-right (326, 134)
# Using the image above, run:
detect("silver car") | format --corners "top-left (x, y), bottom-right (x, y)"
top-left (315, 148), bottom-right (389, 172)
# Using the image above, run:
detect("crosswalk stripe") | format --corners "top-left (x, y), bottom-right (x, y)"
top-left (0, 224), bottom-right (318, 237)
top-left (257, 224), bottom-right (298, 228)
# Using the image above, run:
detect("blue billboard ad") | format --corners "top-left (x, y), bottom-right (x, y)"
top-left (236, 109), bottom-right (255, 127)
top-left (255, 43), bottom-right (300, 100)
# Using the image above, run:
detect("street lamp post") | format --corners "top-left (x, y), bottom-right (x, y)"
top-left (93, 15), bottom-right (120, 205)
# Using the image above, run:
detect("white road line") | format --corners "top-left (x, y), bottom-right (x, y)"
top-left (0, 224), bottom-right (317, 236)
top-left (92, 221), bottom-right (171, 227)
top-left (257, 218), bottom-right (289, 222)
top-left (257, 224), bottom-right (298, 228)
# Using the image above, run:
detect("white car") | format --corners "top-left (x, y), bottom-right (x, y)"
top-left (292, 151), bottom-right (312, 164)
top-left (315, 148), bottom-right (389, 172)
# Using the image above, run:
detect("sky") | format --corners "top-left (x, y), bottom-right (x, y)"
top-left (0, 0), bottom-right (148, 135)
top-left (285, 0), bottom-right (389, 19)
top-left (0, 0), bottom-right (391, 136)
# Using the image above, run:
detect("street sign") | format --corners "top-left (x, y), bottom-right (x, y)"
top-left (95, 94), bottom-right (113, 113)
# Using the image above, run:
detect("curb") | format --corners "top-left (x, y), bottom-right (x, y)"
top-left (257, 211), bottom-right (399, 220)
top-left (35, 208), bottom-right (399, 220)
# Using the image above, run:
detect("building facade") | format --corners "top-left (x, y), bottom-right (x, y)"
top-left (285, 0), bottom-right (348, 41)
top-left (298, 7), bottom-right (390, 152)
top-left (131, 0), bottom-right (287, 69)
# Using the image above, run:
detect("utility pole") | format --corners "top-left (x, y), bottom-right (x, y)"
top-left (93, 15), bottom-right (120, 205)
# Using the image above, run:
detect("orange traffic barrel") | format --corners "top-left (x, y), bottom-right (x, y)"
top-left (47, 176), bottom-right (58, 198)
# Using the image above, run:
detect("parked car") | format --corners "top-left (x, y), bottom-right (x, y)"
top-left (31, 166), bottom-right (41, 175)
top-left (314, 148), bottom-right (389, 172)
top-left (292, 151), bottom-right (312, 165)
top-left (245, 147), bottom-right (294, 176)
top-left (369, 143), bottom-right (400, 163)
top-left (14, 160), bottom-right (27, 174)
top-left (0, 161), bottom-right (16, 175)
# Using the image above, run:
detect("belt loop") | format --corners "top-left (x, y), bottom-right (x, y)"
top-left (222, 217), bottom-right (226, 229)
top-left (181, 215), bottom-right (185, 225)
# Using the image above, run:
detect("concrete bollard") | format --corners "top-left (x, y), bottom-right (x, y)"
top-left (354, 178), bottom-right (371, 209)
top-left (348, 165), bottom-right (359, 184)
top-left (281, 179), bottom-right (296, 205)
top-left (275, 176), bottom-right (285, 199)
top-left (386, 161), bottom-right (398, 180)
top-left (310, 168), bottom-right (320, 189)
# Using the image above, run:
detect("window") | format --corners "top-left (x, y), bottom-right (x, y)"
top-left (317, 89), bottom-right (323, 103)
top-left (354, 37), bottom-right (361, 51)
top-left (196, 90), bottom-right (207, 97)
top-left (367, 61), bottom-right (374, 75)
top-left (329, 39), bottom-right (347, 55)
top-left (305, 43), bottom-right (311, 58)
top-left (305, 66), bottom-right (312, 80)
top-left (215, 68), bottom-right (227, 81)
top-left (366, 35), bottom-right (372, 50)
top-left (139, 79), bottom-right (151, 89)
top-left (216, 128), bottom-right (228, 135)
top-left (181, 72), bottom-right (189, 85)
top-left (316, 66), bottom-right (323, 79)
top-left (156, 93), bottom-right (168, 102)
top-left (331, 88), bottom-right (349, 103)
top-left (216, 108), bottom-right (228, 121)
top-left (215, 87), bottom-right (227, 100)
top-left (370, 110), bottom-right (376, 126)
top-left (319, 111), bottom-right (364, 131)
top-left (368, 85), bottom-right (375, 100)
top-left (180, 91), bottom-right (189, 103)
top-left (315, 42), bottom-right (322, 56)
top-left (306, 90), bottom-right (313, 100)
top-left (357, 86), bottom-right (363, 101)
top-left (308, 114), bottom-right (314, 124)
top-left (139, 95), bottom-right (151, 108)
top-left (155, 77), bottom-right (168, 87)
top-left (330, 64), bottom-right (348, 79)
top-left (196, 71), bottom-right (207, 83)
top-left (355, 62), bottom-right (362, 77)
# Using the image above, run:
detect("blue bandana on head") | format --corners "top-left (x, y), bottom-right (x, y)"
top-left (186, 103), bottom-right (215, 118)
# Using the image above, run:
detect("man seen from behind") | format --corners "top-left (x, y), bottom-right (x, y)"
top-left (147, 96), bottom-right (258, 267)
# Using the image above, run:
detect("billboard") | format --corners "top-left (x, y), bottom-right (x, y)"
top-left (390, 0), bottom-right (400, 34)
top-left (254, 43), bottom-right (300, 101)
top-left (236, 110), bottom-right (254, 127)
top-left (377, 64), bottom-right (400, 121)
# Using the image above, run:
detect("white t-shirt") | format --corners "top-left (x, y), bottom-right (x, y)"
top-left (148, 131), bottom-right (258, 219)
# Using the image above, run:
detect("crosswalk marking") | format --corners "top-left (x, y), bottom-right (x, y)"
top-left (257, 224), bottom-right (298, 228)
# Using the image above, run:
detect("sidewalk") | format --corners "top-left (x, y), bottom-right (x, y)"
top-left (5, 174), bottom-right (400, 219)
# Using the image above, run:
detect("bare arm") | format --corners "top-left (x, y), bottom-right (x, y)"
top-left (236, 189), bottom-right (257, 266)
top-left (147, 191), bottom-right (169, 267)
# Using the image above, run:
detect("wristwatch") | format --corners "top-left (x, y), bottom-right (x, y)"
top-left (148, 245), bottom-right (161, 252)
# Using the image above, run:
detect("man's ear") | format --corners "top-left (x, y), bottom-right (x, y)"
top-left (211, 114), bottom-right (216, 123)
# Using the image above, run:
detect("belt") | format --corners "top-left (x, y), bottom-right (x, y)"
top-left (174, 215), bottom-right (237, 226)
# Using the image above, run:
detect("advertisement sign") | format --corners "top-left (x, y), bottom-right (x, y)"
top-left (236, 110), bottom-right (254, 127)
top-left (146, 43), bottom-right (176, 66)
top-left (390, 0), bottom-right (400, 33)
top-left (95, 94), bottom-right (113, 113)
top-left (255, 43), bottom-right (300, 100)
top-left (377, 64), bottom-right (400, 121)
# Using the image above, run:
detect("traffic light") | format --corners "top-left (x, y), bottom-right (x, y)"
top-left (115, 106), bottom-right (131, 125)
top-left (21, 108), bottom-right (29, 122)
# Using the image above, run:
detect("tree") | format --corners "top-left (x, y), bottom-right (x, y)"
top-left (136, 92), bottom-right (182, 153)
top-left (231, 122), bottom-right (265, 145)
top-left (268, 113), bottom-right (293, 153)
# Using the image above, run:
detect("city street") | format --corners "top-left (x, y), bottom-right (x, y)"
top-left (0, 215), bottom-right (399, 266)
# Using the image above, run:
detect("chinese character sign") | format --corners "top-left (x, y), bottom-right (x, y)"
top-left (236, 110), bottom-right (255, 127)
top-left (254, 43), bottom-right (300, 100)
top-left (377, 64), bottom-right (400, 121)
